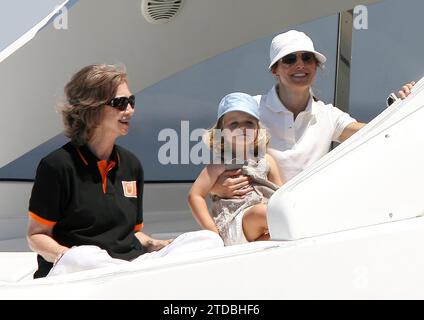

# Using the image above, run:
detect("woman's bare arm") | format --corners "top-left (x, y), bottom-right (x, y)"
top-left (27, 218), bottom-right (69, 263)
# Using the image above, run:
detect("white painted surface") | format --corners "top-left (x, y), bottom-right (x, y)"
top-left (0, 0), bottom-right (69, 63)
top-left (1, 217), bottom-right (424, 299)
top-left (268, 77), bottom-right (424, 240)
top-left (0, 0), bottom-right (381, 167)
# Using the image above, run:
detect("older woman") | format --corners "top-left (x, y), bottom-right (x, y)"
top-left (27, 64), bottom-right (222, 278)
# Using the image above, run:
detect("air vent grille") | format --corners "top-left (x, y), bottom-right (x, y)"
top-left (141, 0), bottom-right (184, 24)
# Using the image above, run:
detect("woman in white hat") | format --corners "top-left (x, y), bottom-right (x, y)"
top-left (256, 29), bottom-right (361, 182)
top-left (212, 30), bottom-right (415, 195)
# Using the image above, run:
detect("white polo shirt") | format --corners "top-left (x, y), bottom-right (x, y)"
top-left (254, 86), bottom-right (356, 181)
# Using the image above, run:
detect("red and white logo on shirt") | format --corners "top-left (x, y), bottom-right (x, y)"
top-left (122, 181), bottom-right (137, 198)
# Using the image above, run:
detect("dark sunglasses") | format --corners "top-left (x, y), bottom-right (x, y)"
top-left (281, 52), bottom-right (315, 65)
top-left (107, 95), bottom-right (135, 111)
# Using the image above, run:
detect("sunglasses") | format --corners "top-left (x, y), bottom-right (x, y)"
top-left (107, 95), bottom-right (135, 111)
top-left (280, 52), bottom-right (315, 65)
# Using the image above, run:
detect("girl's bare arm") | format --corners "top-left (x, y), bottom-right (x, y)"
top-left (188, 165), bottom-right (225, 233)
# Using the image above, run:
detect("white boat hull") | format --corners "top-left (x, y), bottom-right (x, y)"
top-left (1, 216), bottom-right (424, 299)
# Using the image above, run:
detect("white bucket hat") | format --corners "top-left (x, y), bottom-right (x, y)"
top-left (268, 30), bottom-right (327, 70)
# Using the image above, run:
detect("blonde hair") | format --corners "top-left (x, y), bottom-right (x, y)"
top-left (60, 64), bottom-right (127, 146)
top-left (203, 115), bottom-right (269, 160)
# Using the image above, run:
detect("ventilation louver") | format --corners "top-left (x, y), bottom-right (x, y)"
top-left (141, 0), bottom-right (184, 24)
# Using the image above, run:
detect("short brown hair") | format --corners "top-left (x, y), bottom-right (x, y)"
top-left (61, 64), bottom-right (127, 146)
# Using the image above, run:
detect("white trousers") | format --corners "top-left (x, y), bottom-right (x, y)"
top-left (48, 230), bottom-right (223, 277)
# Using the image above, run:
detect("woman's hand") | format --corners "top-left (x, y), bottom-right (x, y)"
top-left (135, 231), bottom-right (173, 252)
top-left (210, 169), bottom-right (253, 199)
top-left (397, 81), bottom-right (416, 99)
top-left (145, 238), bottom-right (173, 252)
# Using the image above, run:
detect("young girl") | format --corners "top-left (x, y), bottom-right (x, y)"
top-left (188, 92), bottom-right (284, 246)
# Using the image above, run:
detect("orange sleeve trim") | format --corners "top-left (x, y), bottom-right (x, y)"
top-left (97, 160), bottom-right (116, 194)
top-left (28, 211), bottom-right (57, 227)
top-left (134, 223), bottom-right (143, 232)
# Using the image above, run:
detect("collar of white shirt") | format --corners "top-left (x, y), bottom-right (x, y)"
top-left (264, 85), bottom-right (317, 116)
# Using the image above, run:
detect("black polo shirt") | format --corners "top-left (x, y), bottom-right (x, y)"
top-left (28, 142), bottom-right (146, 278)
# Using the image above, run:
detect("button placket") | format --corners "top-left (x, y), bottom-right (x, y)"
top-left (287, 113), bottom-right (295, 143)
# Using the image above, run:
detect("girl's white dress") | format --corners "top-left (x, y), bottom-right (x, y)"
top-left (211, 157), bottom-right (279, 245)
